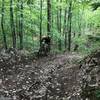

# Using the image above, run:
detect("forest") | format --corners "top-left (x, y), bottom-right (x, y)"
top-left (0, 0), bottom-right (100, 100)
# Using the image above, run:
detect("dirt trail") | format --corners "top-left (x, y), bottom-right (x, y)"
top-left (0, 51), bottom-right (83, 100)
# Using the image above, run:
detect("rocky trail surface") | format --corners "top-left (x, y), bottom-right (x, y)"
top-left (0, 49), bottom-right (83, 100)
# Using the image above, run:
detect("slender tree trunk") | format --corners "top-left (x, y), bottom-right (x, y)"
top-left (47, 0), bottom-right (51, 36)
top-left (67, 0), bottom-right (72, 51)
top-left (17, 0), bottom-right (20, 38)
top-left (17, 0), bottom-right (21, 48)
top-left (10, 0), bottom-right (16, 48)
top-left (57, 0), bottom-right (59, 32)
top-left (29, 6), bottom-right (34, 48)
top-left (1, 0), bottom-right (7, 49)
top-left (63, 8), bottom-right (67, 34)
top-left (78, 10), bottom-right (81, 37)
top-left (64, 0), bottom-right (68, 49)
top-left (59, 0), bottom-right (62, 33)
top-left (40, 0), bottom-right (42, 47)
top-left (58, 0), bottom-right (62, 51)
top-left (51, 9), bottom-right (53, 30)
top-left (15, 6), bottom-right (18, 39)
top-left (51, 0), bottom-right (53, 37)
top-left (64, 8), bottom-right (67, 49)
top-left (19, 0), bottom-right (23, 49)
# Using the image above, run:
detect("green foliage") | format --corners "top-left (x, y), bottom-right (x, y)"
top-left (73, 34), bottom-right (100, 54)
top-left (0, 0), bottom-right (100, 53)
top-left (74, 35), bottom-right (88, 45)
top-left (95, 89), bottom-right (100, 100)
top-left (73, 35), bottom-right (88, 53)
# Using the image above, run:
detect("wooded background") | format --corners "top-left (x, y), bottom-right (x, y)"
top-left (0, 0), bottom-right (100, 53)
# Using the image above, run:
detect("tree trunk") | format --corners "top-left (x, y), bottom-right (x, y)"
top-left (59, 0), bottom-right (62, 33)
top-left (63, 8), bottom-right (67, 34)
top-left (1, 0), bottom-right (7, 49)
top-left (15, 5), bottom-right (19, 39)
top-left (51, 0), bottom-right (53, 37)
top-left (64, 8), bottom-right (67, 49)
top-left (47, 0), bottom-right (51, 36)
top-left (67, 0), bottom-right (72, 51)
top-left (19, 0), bottom-right (23, 49)
top-left (57, 0), bottom-right (59, 32)
top-left (40, 0), bottom-right (42, 47)
top-left (16, 0), bottom-right (20, 39)
top-left (58, 0), bottom-right (62, 51)
top-left (10, 0), bottom-right (16, 48)
top-left (78, 9), bottom-right (81, 37)
top-left (29, 6), bottom-right (34, 48)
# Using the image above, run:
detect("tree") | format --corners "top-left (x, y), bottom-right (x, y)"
top-left (40, 0), bottom-right (42, 47)
top-left (59, 0), bottom-right (62, 33)
top-left (57, 0), bottom-right (60, 32)
top-left (67, 0), bottom-right (72, 51)
top-left (56, 0), bottom-right (62, 50)
top-left (19, 0), bottom-right (24, 49)
top-left (63, 1), bottom-right (68, 49)
top-left (47, 0), bottom-right (51, 36)
top-left (1, 0), bottom-right (7, 49)
top-left (58, 0), bottom-right (62, 51)
top-left (10, 0), bottom-right (16, 48)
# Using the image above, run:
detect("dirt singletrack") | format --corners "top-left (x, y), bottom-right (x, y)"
top-left (0, 51), bottom-right (83, 100)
